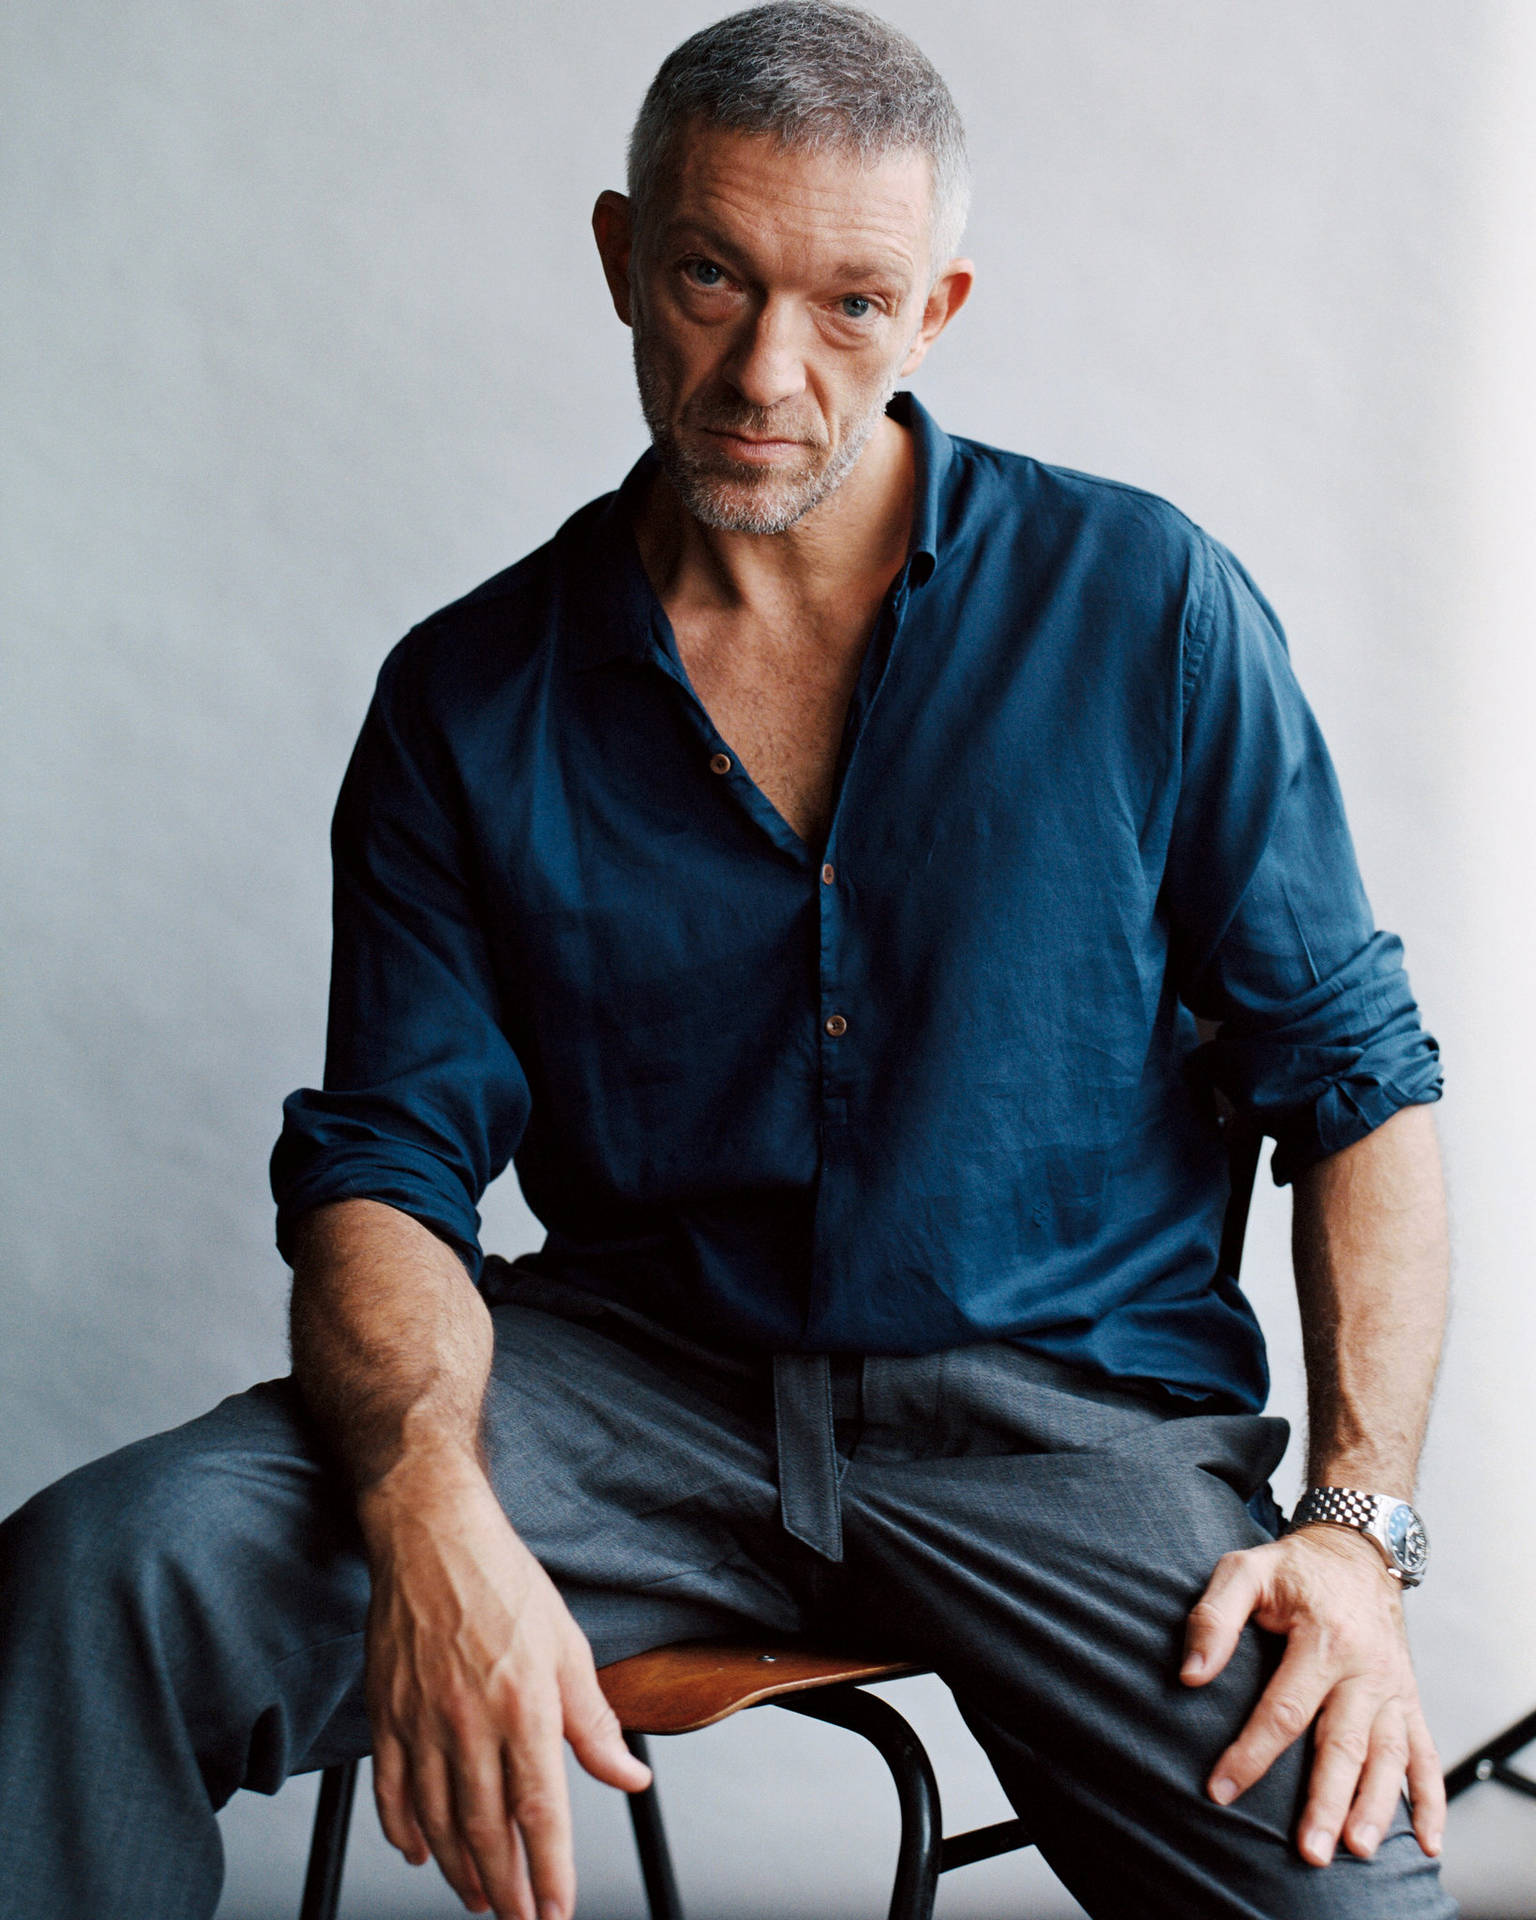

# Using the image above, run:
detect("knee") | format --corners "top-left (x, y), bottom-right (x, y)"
top-left (2, 1433), bottom-right (234, 1634)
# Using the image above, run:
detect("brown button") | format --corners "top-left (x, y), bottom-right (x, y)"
top-left (709, 752), bottom-right (732, 775)
top-left (821, 863), bottom-right (836, 885)
top-left (824, 1013), bottom-right (848, 1038)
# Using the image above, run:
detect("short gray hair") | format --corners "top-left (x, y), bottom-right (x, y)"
top-left (627, 2), bottom-right (970, 271)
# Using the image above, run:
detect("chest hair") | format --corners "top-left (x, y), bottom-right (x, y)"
top-left (672, 602), bottom-right (879, 845)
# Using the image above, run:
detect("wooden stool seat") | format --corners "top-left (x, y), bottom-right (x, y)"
top-left (599, 1640), bottom-right (919, 1734)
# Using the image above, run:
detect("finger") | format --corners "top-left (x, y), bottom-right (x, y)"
top-left (505, 1725), bottom-right (577, 1920)
top-left (1404, 1704), bottom-right (1446, 1857)
top-left (1208, 1641), bottom-right (1332, 1805)
top-left (454, 1745), bottom-right (534, 1920)
top-left (411, 1743), bottom-right (491, 1913)
top-left (503, 1815), bottom-right (537, 1920)
top-left (1294, 1682), bottom-right (1383, 1864)
top-left (372, 1731), bottom-right (430, 1866)
top-left (1341, 1704), bottom-right (1412, 1862)
top-left (495, 1759), bottom-right (539, 1920)
top-left (564, 1655), bottom-right (652, 1791)
top-left (1183, 1550), bottom-right (1266, 1686)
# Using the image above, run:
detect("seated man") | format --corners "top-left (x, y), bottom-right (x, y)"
top-left (0, 5), bottom-right (1454, 1917)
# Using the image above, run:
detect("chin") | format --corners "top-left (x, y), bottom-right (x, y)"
top-left (682, 474), bottom-right (824, 536)
top-left (658, 437), bottom-right (829, 535)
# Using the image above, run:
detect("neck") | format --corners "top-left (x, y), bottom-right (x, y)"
top-left (635, 413), bottom-right (915, 617)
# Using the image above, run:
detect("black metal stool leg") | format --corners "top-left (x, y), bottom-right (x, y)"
top-left (625, 1731), bottom-right (687, 1920)
top-left (776, 1686), bottom-right (943, 1920)
top-left (300, 1760), bottom-right (359, 1920)
top-left (1445, 1705), bottom-right (1536, 1802)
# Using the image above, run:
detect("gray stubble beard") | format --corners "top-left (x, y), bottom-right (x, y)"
top-left (632, 325), bottom-right (899, 536)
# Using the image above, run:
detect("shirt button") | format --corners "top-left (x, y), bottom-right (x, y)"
top-left (824, 1013), bottom-right (848, 1037)
top-left (709, 751), bottom-right (732, 775)
top-left (821, 863), bottom-right (835, 884)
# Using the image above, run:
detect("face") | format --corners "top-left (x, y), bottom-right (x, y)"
top-left (595, 125), bottom-right (971, 535)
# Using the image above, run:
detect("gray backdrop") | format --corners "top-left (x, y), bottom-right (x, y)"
top-left (4, 2), bottom-right (1534, 1915)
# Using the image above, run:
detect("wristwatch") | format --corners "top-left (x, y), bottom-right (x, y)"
top-left (1289, 1486), bottom-right (1430, 1587)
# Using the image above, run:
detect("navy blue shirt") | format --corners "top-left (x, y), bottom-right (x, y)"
top-left (272, 394), bottom-right (1440, 1411)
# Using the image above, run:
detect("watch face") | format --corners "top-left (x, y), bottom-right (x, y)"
top-left (1386, 1503), bottom-right (1429, 1576)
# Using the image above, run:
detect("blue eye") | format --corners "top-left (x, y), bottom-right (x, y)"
top-left (687, 259), bottom-right (726, 287)
top-left (840, 296), bottom-right (874, 320)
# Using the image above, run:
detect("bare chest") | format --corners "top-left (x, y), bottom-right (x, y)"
top-left (671, 610), bottom-right (874, 846)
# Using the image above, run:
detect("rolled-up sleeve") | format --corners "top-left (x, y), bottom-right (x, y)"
top-left (270, 639), bottom-right (531, 1272)
top-left (1163, 535), bottom-right (1441, 1184)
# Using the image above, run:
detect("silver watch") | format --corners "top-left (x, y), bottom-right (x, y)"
top-left (1289, 1486), bottom-right (1429, 1587)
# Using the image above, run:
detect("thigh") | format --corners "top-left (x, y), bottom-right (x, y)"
top-left (2, 1315), bottom-right (802, 1798)
top-left (959, 1706), bottom-right (1451, 1920)
top-left (479, 1282), bottom-right (812, 1666)
top-left (838, 1401), bottom-right (1455, 1919)
top-left (0, 1377), bottom-right (373, 1793)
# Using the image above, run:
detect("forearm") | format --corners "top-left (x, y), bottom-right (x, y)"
top-left (288, 1196), bottom-right (494, 1499)
top-left (1291, 1102), bottom-right (1449, 1494)
top-left (289, 1195), bottom-right (646, 1912)
top-left (1182, 1105), bottom-right (1449, 1863)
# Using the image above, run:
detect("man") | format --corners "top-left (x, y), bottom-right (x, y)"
top-left (0, 5), bottom-right (1454, 1917)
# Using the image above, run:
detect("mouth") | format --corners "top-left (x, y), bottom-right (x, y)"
top-left (699, 427), bottom-right (814, 465)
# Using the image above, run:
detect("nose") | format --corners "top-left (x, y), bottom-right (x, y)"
top-left (723, 297), bottom-right (807, 411)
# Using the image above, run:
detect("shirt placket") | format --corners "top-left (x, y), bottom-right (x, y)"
top-left (806, 570), bottom-right (917, 1336)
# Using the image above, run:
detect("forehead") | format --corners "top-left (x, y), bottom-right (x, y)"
top-left (656, 123), bottom-right (933, 280)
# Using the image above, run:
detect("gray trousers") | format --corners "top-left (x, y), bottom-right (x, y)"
top-left (0, 1263), bottom-right (1456, 1919)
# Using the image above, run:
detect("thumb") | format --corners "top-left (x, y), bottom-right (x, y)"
top-left (563, 1655), bottom-right (653, 1792)
top-left (1182, 1547), bottom-right (1266, 1687)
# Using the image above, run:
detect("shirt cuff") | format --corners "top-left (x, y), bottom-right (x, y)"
top-left (271, 1135), bottom-right (483, 1276)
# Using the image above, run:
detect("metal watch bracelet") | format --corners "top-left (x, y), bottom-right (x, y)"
top-left (1289, 1485), bottom-right (1429, 1587)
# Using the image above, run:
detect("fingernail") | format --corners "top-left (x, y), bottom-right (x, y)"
top-left (1425, 1830), bottom-right (1443, 1856)
top-left (1302, 1826), bottom-right (1334, 1865)
top-left (1355, 1824), bottom-right (1380, 1857)
top-left (1182, 1651), bottom-right (1206, 1678)
top-left (540, 1902), bottom-right (565, 1920)
top-left (1210, 1775), bottom-right (1237, 1805)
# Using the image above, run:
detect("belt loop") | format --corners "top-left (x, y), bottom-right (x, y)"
top-left (772, 1352), bottom-right (843, 1562)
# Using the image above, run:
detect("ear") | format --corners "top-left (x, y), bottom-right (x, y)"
top-left (900, 258), bottom-right (975, 377)
top-left (592, 191), bottom-right (636, 327)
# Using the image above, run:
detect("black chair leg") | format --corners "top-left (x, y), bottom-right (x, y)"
top-left (777, 1686), bottom-right (943, 1920)
top-left (300, 1760), bottom-right (359, 1920)
top-left (1445, 1706), bottom-right (1536, 1802)
top-left (625, 1730), bottom-right (687, 1920)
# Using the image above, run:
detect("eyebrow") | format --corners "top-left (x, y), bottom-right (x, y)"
top-left (662, 219), bottom-right (915, 288)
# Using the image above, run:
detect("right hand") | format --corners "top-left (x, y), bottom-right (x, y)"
top-left (358, 1447), bottom-right (651, 1920)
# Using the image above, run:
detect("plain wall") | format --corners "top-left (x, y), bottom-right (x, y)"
top-left (4, 3), bottom-right (1534, 1914)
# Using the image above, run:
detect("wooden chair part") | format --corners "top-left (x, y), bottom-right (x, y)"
top-left (599, 1639), bottom-right (919, 1734)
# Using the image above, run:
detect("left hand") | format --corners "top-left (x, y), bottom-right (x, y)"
top-left (1181, 1524), bottom-right (1445, 1866)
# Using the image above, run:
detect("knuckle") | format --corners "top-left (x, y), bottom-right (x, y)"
top-left (1269, 1695), bottom-right (1312, 1740)
top-left (377, 1810), bottom-right (413, 1852)
top-left (374, 1791), bottom-right (409, 1841)
top-left (1325, 1727), bottom-right (1371, 1768)
top-left (419, 1811), bottom-right (457, 1854)
top-left (573, 1692), bottom-right (620, 1738)
top-left (484, 1672), bottom-right (525, 1725)
top-left (413, 1789), bottom-right (452, 1832)
top-left (439, 1695), bottom-right (482, 1743)
top-left (509, 1787), bottom-right (560, 1833)
top-left (1316, 1625), bottom-right (1363, 1670)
